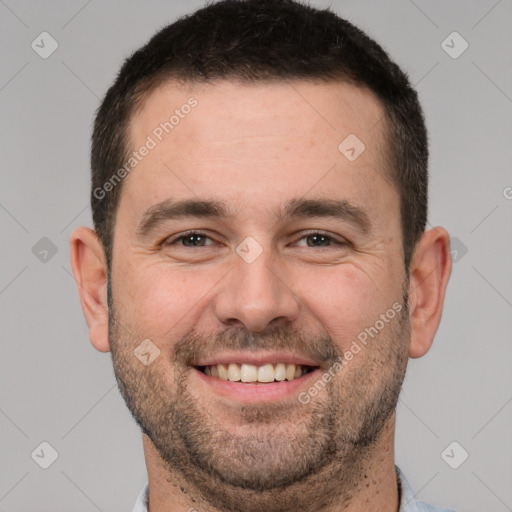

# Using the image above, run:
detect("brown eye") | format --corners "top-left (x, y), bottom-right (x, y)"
top-left (295, 231), bottom-right (347, 248)
top-left (179, 233), bottom-right (209, 247)
top-left (305, 234), bottom-right (332, 247)
top-left (164, 231), bottom-right (215, 248)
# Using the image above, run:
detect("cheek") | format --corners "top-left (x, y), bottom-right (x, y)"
top-left (293, 265), bottom-right (395, 349)
top-left (114, 261), bottom-right (225, 341)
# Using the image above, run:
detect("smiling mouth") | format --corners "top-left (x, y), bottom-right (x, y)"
top-left (196, 363), bottom-right (317, 383)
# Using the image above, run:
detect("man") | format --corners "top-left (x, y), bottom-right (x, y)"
top-left (70, 0), bottom-right (454, 510)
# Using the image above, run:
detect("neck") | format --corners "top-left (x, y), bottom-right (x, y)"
top-left (142, 415), bottom-right (399, 512)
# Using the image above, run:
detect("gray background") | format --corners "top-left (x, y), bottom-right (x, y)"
top-left (1, 0), bottom-right (511, 510)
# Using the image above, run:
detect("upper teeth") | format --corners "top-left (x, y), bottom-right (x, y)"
top-left (202, 363), bottom-right (308, 382)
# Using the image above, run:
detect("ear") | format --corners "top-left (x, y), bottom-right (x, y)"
top-left (407, 227), bottom-right (452, 358)
top-left (69, 227), bottom-right (111, 353)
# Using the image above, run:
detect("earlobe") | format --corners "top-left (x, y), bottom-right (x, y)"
top-left (69, 227), bottom-right (111, 353)
top-left (407, 227), bottom-right (452, 358)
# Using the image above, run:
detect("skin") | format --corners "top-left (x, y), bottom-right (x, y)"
top-left (70, 79), bottom-right (452, 512)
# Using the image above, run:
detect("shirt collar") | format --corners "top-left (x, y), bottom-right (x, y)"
top-left (133, 465), bottom-right (438, 512)
top-left (396, 464), bottom-right (421, 511)
top-left (132, 481), bottom-right (149, 512)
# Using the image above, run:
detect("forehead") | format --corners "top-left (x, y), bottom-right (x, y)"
top-left (129, 78), bottom-right (386, 158)
top-left (122, 79), bottom-right (397, 228)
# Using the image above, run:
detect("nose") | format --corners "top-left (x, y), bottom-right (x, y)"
top-left (212, 246), bottom-right (300, 333)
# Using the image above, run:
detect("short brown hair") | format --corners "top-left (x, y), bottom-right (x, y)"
top-left (91, 0), bottom-right (428, 271)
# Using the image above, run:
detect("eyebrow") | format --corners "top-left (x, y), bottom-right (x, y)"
top-left (136, 197), bottom-right (372, 236)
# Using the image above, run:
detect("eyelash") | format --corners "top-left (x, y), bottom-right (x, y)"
top-left (163, 230), bottom-right (348, 249)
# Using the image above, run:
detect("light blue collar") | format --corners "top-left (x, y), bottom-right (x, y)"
top-left (133, 465), bottom-right (455, 511)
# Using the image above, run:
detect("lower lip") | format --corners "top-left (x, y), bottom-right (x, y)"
top-left (191, 367), bottom-right (322, 404)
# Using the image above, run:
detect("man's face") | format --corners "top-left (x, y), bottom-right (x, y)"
top-left (108, 80), bottom-right (410, 508)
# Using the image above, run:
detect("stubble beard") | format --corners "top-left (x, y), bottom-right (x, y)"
top-left (107, 279), bottom-right (410, 512)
